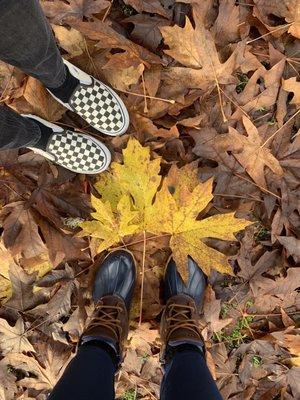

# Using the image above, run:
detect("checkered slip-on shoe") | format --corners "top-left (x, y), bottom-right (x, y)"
top-left (49, 60), bottom-right (129, 137)
top-left (25, 115), bottom-right (111, 174)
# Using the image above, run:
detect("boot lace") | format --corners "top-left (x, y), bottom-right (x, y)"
top-left (166, 303), bottom-right (200, 339)
top-left (86, 303), bottom-right (124, 341)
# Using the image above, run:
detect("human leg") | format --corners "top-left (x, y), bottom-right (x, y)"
top-left (0, 0), bottom-right (65, 88)
top-left (49, 250), bottom-right (136, 399)
top-left (160, 257), bottom-right (223, 400)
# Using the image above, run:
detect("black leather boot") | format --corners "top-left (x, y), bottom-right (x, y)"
top-left (80, 250), bottom-right (136, 367)
top-left (160, 256), bottom-right (207, 364)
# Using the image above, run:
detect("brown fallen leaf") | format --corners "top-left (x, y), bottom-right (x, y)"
top-left (102, 62), bottom-right (144, 91)
top-left (31, 263), bottom-right (78, 324)
top-left (253, 0), bottom-right (300, 39)
top-left (0, 318), bottom-right (35, 355)
top-left (9, 77), bottom-right (66, 122)
top-left (125, 14), bottom-right (168, 51)
top-left (161, 17), bottom-right (244, 89)
top-left (3, 340), bottom-right (72, 391)
top-left (203, 286), bottom-right (233, 335)
top-left (30, 164), bottom-right (91, 229)
top-left (211, 0), bottom-right (240, 46)
top-left (251, 268), bottom-right (300, 298)
top-left (0, 359), bottom-right (17, 400)
top-left (37, 215), bottom-right (88, 267)
top-left (218, 115), bottom-right (284, 188)
top-left (0, 201), bottom-right (47, 259)
top-left (42, 0), bottom-right (110, 24)
top-left (277, 236), bottom-right (300, 263)
top-left (123, 0), bottom-right (168, 18)
top-left (69, 19), bottom-right (163, 67)
top-left (282, 77), bottom-right (300, 105)
top-left (52, 25), bottom-right (85, 57)
top-left (232, 59), bottom-right (285, 119)
top-left (210, 342), bottom-right (239, 398)
top-left (5, 263), bottom-right (43, 312)
top-left (286, 367), bottom-right (300, 398)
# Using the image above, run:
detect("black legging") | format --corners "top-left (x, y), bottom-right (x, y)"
top-left (49, 345), bottom-right (223, 400)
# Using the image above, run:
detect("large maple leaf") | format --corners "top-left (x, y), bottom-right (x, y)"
top-left (80, 138), bottom-right (251, 279)
top-left (160, 17), bottom-right (244, 89)
top-left (146, 179), bottom-right (251, 278)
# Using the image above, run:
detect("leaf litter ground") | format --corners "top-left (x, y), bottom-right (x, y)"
top-left (0, 1), bottom-right (300, 399)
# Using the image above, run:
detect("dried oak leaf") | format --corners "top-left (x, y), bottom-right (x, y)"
top-left (42, 0), bottom-right (110, 24)
top-left (0, 318), bottom-right (35, 355)
top-left (160, 17), bottom-right (244, 89)
top-left (218, 115), bottom-right (284, 188)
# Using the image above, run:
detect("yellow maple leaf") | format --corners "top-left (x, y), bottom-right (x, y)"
top-left (95, 138), bottom-right (162, 226)
top-left (146, 179), bottom-right (252, 279)
top-left (80, 194), bottom-right (140, 252)
top-left (80, 138), bottom-right (251, 278)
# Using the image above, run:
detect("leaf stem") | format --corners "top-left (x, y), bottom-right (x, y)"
top-left (139, 230), bottom-right (146, 326)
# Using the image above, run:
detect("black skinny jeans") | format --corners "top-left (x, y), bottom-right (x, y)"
top-left (49, 345), bottom-right (223, 400)
top-left (0, 2), bottom-right (222, 398)
top-left (0, 0), bottom-right (66, 150)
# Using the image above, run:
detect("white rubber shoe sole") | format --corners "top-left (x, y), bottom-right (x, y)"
top-left (48, 60), bottom-right (130, 137)
top-left (25, 114), bottom-right (111, 175)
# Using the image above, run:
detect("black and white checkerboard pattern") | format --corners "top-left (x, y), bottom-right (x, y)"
top-left (48, 131), bottom-right (105, 173)
top-left (70, 79), bottom-right (124, 134)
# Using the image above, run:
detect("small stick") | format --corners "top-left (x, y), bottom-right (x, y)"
top-left (260, 108), bottom-right (300, 148)
top-left (234, 172), bottom-right (281, 199)
top-left (247, 23), bottom-right (293, 44)
top-left (141, 71), bottom-right (148, 113)
top-left (102, 0), bottom-right (113, 22)
top-left (118, 88), bottom-right (175, 104)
